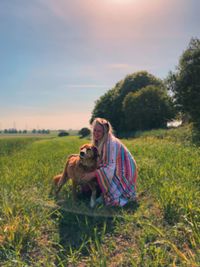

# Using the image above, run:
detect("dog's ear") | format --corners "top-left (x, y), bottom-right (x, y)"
top-left (80, 144), bottom-right (87, 150)
top-left (92, 146), bottom-right (99, 160)
top-left (81, 144), bottom-right (94, 151)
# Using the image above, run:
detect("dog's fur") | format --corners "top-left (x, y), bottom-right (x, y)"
top-left (53, 144), bottom-right (99, 208)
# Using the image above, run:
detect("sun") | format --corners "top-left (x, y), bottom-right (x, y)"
top-left (109, 0), bottom-right (134, 3)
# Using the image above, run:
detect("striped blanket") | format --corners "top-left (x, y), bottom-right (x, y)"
top-left (95, 135), bottom-right (137, 206)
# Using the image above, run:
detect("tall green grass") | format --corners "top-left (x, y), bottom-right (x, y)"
top-left (0, 128), bottom-right (200, 266)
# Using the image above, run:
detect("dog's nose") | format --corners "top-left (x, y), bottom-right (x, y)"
top-left (80, 151), bottom-right (85, 157)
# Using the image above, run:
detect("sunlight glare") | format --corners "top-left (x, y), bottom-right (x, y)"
top-left (109, 0), bottom-right (135, 3)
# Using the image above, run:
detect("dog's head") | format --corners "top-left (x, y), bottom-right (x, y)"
top-left (79, 144), bottom-right (98, 161)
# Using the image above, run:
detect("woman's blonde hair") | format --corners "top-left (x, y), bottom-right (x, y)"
top-left (91, 118), bottom-right (113, 159)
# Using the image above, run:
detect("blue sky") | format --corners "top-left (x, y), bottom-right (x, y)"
top-left (0, 0), bottom-right (199, 130)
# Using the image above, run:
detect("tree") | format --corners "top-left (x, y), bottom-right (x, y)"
top-left (90, 71), bottom-right (163, 134)
top-left (90, 88), bottom-right (117, 126)
top-left (123, 85), bottom-right (175, 132)
top-left (58, 131), bottom-right (69, 137)
top-left (169, 38), bottom-right (200, 130)
top-left (78, 127), bottom-right (91, 138)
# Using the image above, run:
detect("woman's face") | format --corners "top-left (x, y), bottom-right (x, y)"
top-left (93, 123), bottom-right (104, 141)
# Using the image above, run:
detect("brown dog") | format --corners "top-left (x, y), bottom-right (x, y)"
top-left (53, 144), bottom-right (99, 208)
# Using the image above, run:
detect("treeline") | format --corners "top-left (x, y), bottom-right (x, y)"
top-left (90, 37), bottom-right (200, 139)
top-left (32, 129), bottom-right (50, 134)
top-left (0, 129), bottom-right (50, 134)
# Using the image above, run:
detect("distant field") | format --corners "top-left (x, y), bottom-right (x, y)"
top-left (0, 129), bottom-right (79, 139)
top-left (0, 134), bottom-right (54, 139)
top-left (0, 126), bottom-right (200, 266)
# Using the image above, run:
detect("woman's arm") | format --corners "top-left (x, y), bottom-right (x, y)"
top-left (82, 138), bottom-right (117, 183)
top-left (94, 138), bottom-right (118, 193)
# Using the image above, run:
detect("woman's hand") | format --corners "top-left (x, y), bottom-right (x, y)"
top-left (82, 171), bottom-right (96, 182)
top-left (97, 158), bottom-right (102, 168)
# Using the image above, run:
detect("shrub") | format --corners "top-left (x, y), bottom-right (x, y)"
top-left (58, 131), bottom-right (69, 137)
top-left (78, 128), bottom-right (91, 138)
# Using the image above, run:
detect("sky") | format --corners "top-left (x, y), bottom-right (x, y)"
top-left (0, 0), bottom-right (199, 130)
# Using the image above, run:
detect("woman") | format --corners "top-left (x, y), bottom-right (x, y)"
top-left (82, 118), bottom-right (138, 207)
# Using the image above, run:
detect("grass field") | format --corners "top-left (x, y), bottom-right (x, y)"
top-left (0, 126), bottom-right (200, 266)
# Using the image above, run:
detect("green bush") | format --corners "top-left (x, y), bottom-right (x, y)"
top-left (123, 85), bottom-right (175, 131)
